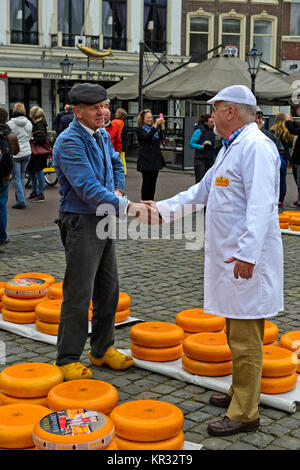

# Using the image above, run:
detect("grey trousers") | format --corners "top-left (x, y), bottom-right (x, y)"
top-left (56, 212), bottom-right (119, 366)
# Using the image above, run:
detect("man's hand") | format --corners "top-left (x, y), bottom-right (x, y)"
top-left (127, 202), bottom-right (161, 225)
top-left (224, 257), bottom-right (255, 279)
top-left (115, 189), bottom-right (123, 197)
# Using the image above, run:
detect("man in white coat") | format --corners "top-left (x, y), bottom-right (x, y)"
top-left (140, 85), bottom-right (284, 436)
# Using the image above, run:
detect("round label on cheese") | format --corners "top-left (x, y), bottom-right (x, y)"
top-left (33, 409), bottom-right (114, 450)
top-left (9, 278), bottom-right (46, 286)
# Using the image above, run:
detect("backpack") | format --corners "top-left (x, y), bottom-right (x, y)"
top-left (0, 130), bottom-right (13, 177)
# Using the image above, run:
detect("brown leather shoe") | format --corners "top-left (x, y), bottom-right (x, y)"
top-left (207, 416), bottom-right (260, 436)
top-left (209, 392), bottom-right (232, 408)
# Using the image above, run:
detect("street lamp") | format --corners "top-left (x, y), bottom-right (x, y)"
top-left (246, 44), bottom-right (262, 96)
top-left (60, 54), bottom-right (73, 106)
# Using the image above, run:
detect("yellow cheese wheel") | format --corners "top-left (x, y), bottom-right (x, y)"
top-left (282, 211), bottom-right (300, 216)
top-left (262, 346), bottom-right (298, 377)
top-left (130, 321), bottom-right (184, 348)
top-left (176, 308), bottom-right (225, 333)
top-left (278, 214), bottom-right (289, 223)
top-left (0, 404), bottom-right (50, 449)
top-left (130, 343), bottom-right (183, 362)
top-left (115, 431), bottom-right (184, 450)
top-left (290, 225), bottom-right (300, 232)
top-left (35, 299), bottom-right (62, 323)
top-left (103, 438), bottom-right (118, 450)
top-left (48, 282), bottom-right (63, 299)
top-left (115, 308), bottom-right (130, 323)
top-left (110, 400), bottom-right (184, 442)
top-left (290, 216), bottom-right (300, 226)
top-left (2, 307), bottom-right (36, 324)
top-left (47, 379), bottom-right (118, 415)
top-left (0, 362), bottom-right (63, 398)
top-left (14, 272), bottom-right (55, 286)
top-left (2, 294), bottom-right (48, 312)
top-left (5, 278), bottom-right (49, 299)
top-left (183, 332), bottom-right (231, 362)
top-left (117, 292), bottom-right (131, 311)
top-left (261, 372), bottom-right (298, 394)
top-left (33, 409), bottom-right (114, 450)
top-left (0, 281), bottom-right (6, 299)
top-left (280, 330), bottom-right (300, 356)
top-left (264, 320), bottom-right (279, 344)
top-left (182, 353), bottom-right (232, 376)
top-left (0, 391), bottom-right (49, 408)
top-left (35, 319), bottom-right (59, 336)
top-left (280, 222), bottom-right (289, 230)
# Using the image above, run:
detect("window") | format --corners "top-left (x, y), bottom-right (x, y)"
top-left (189, 17), bottom-right (209, 61)
top-left (102, 0), bottom-right (127, 50)
top-left (10, 0), bottom-right (38, 45)
top-left (253, 19), bottom-right (273, 63)
top-left (58, 0), bottom-right (84, 47)
top-left (290, 2), bottom-right (300, 36)
top-left (144, 0), bottom-right (167, 53)
top-left (221, 18), bottom-right (241, 57)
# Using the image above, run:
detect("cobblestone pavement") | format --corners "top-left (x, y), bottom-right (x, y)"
top-left (0, 167), bottom-right (299, 451)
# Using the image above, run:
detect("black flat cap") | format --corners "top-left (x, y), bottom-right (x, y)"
top-left (68, 83), bottom-right (107, 105)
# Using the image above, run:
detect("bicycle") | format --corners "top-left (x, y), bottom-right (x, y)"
top-left (24, 157), bottom-right (58, 187)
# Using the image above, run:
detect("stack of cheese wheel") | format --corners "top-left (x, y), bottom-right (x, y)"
top-left (264, 320), bottom-right (279, 346)
top-left (14, 272), bottom-right (55, 286)
top-left (261, 345), bottom-right (298, 394)
top-left (176, 308), bottom-right (225, 337)
top-left (47, 379), bottom-right (118, 415)
top-left (115, 292), bottom-right (131, 323)
top-left (48, 281), bottom-right (63, 300)
top-left (35, 299), bottom-right (62, 336)
top-left (280, 330), bottom-right (300, 373)
top-left (278, 213), bottom-right (290, 230)
top-left (111, 400), bottom-right (184, 450)
top-left (130, 321), bottom-right (184, 362)
top-left (32, 409), bottom-right (115, 450)
top-left (182, 332), bottom-right (232, 376)
top-left (1, 277), bottom-right (50, 324)
top-left (0, 404), bottom-right (50, 450)
top-left (290, 215), bottom-right (300, 232)
top-left (0, 281), bottom-right (6, 311)
top-left (0, 362), bottom-right (63, 408)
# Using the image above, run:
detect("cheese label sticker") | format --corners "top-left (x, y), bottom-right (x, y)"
top-left (215, 176), bottom-right (229, 187)
top-left (9, 278), bottom-right (46, 286)
top-left (39, 409), bottom-right (107, 436)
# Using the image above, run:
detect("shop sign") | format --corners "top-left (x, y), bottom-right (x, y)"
top-left (85, 71), bottom-right (122, 81)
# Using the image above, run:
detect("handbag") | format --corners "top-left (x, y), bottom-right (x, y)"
top-left (30, 131), bottom-right (52, 157)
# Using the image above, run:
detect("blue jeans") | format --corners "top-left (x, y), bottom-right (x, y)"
top-left (279, 159), bottom-right (288, 203)
top-left (27, 169), bottom-right (45, 196)
top-left (0, 180), bottom-right (9, 242)
top-left (12, 155), bottom-right (31, 206)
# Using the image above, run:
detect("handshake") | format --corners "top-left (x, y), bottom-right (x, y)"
top-left (126, 201), bottom-right (162, 225)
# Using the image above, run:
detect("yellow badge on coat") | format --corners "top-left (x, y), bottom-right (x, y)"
top-left (215, 176), bottom-right (229, 187)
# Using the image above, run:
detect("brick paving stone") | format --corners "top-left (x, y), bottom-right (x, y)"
top-left (240, 431), bottom-right (275, 448)
top-left (200, 437), bottom-right (232, 450)
top-left (273, 436), bottom-right (300, 450)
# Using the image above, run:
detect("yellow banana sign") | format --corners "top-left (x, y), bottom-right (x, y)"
top-left (77, 44), bottom-right (113, 59)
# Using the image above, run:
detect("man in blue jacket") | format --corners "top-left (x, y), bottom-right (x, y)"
top-left (52, 82), bottom-right (135, 380)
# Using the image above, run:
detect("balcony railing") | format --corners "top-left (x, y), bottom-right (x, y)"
top-left (11, 30), bottom-right (39, 45)
top-left (51, 34), bottom-right (100, 49)
top-left (144, 38), bottom-right (167, 53)
top-left (103, 36), bottom-right (127, 51)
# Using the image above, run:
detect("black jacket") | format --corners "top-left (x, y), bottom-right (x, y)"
top-left (57, 112), bottom-right (74, 135)
top-left (28, 118), bottom-right (49, 172)
top-left (136, 125), bottom-right (164, 172)
top-left (285, 120), bottom-right (300, 164)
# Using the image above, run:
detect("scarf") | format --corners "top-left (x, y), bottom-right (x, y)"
top-left (141, 124), bottom-right (159, 140)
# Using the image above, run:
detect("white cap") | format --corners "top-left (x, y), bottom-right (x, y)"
top-left (207, 85), bottom-right (257, 106)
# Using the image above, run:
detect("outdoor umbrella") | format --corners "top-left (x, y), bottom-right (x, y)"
top-left (143, 54), bottom-right (293, 105)
top-left (107, 59), bottom-right (189, 100)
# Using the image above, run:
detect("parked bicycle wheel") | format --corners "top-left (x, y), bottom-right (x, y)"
top-left (44, 171), bottom-right (58, 186)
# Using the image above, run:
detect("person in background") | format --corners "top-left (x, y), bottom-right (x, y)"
top-left (112, 108), bottom-right (128, 175)
top-left (0, 107), bottom-right (19, 248)
top-left (102, 108), bottom-right (122, 156)
top-left (256, 109), bottom-right (289, 208)
top-left (285, 113), bottom-right (300, 208)
top-left (7, 103), bottom-right (32, 209)
top-left (57, 105), bottom-right (74, 135)
top-left (136, 109), bottom-right (165, 201)
top-left (189, 114), bottom-right (216, 184)
top-left (27, 106), bottom-right (50, 202)
top-left (53, 104), bottom-right (68, 134)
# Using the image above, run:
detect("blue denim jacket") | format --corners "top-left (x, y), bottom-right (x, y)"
top-left (52, 118), bottom-right (127, 216)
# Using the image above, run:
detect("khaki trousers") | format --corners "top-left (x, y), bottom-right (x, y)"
top-left (225, 317), bottom-right (265, 422)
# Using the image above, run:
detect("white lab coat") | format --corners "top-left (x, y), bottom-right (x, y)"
top-left (157, 122), bottom-right (284, 319)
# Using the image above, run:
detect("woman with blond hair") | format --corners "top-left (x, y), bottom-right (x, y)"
top-left (27, 106), bottom-right (50, 202)
top-left (136, 109), bottom-right (165, 200)
top-left (270, 112), bottom-right (293, 208)
top-left (7, 103), bottom-right (32, 208)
